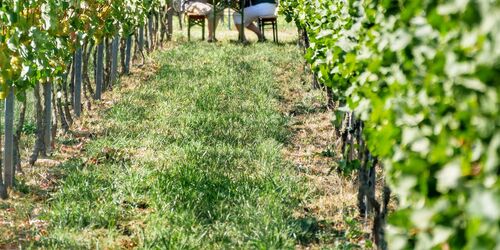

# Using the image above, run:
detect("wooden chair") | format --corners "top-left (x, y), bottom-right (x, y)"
top-left (187, 14), bottom-right (206, 41)
top-left (258, 16), bottom-right (278, 43)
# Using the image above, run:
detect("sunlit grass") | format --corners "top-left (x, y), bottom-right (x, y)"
top-left (33, 32), bottom-right (310, 249)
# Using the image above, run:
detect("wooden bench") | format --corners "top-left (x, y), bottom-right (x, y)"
top-left (187, 14), bottom-right (206, 41)
top-left (258, 16), bottom-right (278, 43)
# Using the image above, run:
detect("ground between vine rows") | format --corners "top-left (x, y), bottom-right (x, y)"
top-left (1, 21), bottom-right (372, 249)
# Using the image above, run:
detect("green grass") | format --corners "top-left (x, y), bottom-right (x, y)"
top-left (34, 40), bottom-right (310, 249)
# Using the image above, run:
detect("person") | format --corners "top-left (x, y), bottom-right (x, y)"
top-left (184, 0), bottom-right (223, 42)
top-left (233, 0), bottom-right (277, 42)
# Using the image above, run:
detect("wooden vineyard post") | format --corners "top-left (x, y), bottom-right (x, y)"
top-left (125, 35), bottom-right (132, 74)
top-left (74, 47), bottom-right (83, 117)
top-left (239, 0), bottom-right (245, 42)
top-left (148, 15), bottom-right (154, 52)
top-left (0, 101), bottom-right (7, 199)
top-left (3, 87), bottom-right (14, 188)
top-left (95, 42), bottom-right (104, 100)
top-left (167, 7), bottom-right (174, 41)
top-left (43, 82), bottom-right (52, 155)
top-left (110, 35), bottom-right (119, 86)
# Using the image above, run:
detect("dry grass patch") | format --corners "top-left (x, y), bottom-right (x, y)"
top-left (277, 62), bottom-right (373, 248)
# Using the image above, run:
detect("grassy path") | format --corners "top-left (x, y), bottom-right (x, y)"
top-left (37, 42), bottom-right (309, 248)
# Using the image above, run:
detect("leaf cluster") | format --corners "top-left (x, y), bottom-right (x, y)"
top-left (0, 0), bottom-right (167, 98)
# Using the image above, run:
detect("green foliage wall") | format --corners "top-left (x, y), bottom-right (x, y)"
top-left (282, 0), bottom-right (500, 249)
top-left (0, 0), bottom-right (166, 98)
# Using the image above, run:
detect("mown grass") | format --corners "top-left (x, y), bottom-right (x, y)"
top-left (32, 40), bottom-right (311, 248)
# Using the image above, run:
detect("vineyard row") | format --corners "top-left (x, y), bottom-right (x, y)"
top-left (0, 0), bottom-right (178, 199)
top-left (281, 0), bottom-right (500, 249)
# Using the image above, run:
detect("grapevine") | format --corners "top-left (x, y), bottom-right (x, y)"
top-left (282, 0), bottom-right (500, 249)
top-left (0, 0), bottom-right (174, 198)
